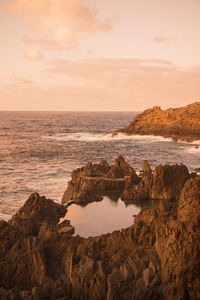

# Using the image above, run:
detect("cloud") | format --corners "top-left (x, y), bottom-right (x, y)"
top-left (2, 59), bottom-right (200, 111)
top-left (11, 75), bottom-right (34, 85)
top-left (43, 58), bottom-right (200, 110)
top-left (24, 48), bottom-right (44, 60)
top-left (6, 0), bottom-right (113, 47)
top-left (153, 36), bottom-right (175, 43)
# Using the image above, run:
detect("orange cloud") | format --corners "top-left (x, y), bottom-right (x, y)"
top-left (24, 48), bottom-right (44, 61)
top-left (11, 75), bottom-right (34, 85)
top-left (153, 36), bottom-right (175, 43)
top-left (6, 0), bottom-right (113, 46)
top-left (44, 58), bottom-right (200, 109)
top-left (2, 59), bottom-right (200, 111)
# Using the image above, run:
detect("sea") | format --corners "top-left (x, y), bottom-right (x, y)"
top-left (0, 111), bottom-right (199, 237)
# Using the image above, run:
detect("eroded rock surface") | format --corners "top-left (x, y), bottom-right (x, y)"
top-left (62, 157), bottom-right (190, 204)
top-left (1, 178), bottom-right (200, 299)
top-left (150, 164), bottom-right (190, 200)
top-left (62, 156), bottom-right (137, 205)
top-left (110, 102), bottom-right (200, 142)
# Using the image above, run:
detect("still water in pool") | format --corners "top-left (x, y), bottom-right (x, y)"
top-left (66, 197), bottom-right (141, 238)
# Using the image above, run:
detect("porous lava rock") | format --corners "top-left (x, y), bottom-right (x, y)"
top-left (63, 158), bottom-right (190, 204)
top-left (178, 176), bottom-right (200, 224)
top-left (62, 156), bottom-right (137, 205)
top-left (1, 179), bottom-right (200, 299)
top-left (121, 162), bottom-right (189, 202)
top-left (150, 164), bottom-right (190, 200)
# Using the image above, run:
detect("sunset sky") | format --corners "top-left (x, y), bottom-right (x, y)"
top-left (1, 0), bottom-right (200, 111)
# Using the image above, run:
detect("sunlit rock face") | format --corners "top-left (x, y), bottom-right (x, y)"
top-left (111, 102), bottom-right (200, 142)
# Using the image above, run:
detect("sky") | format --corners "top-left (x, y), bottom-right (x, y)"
top-left (1, 0), bottom-right (200, 111)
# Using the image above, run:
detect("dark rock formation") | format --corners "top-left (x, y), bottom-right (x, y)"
top-left (142, 160), bottom-right (152, 174)
top-left (110, 102), bottom-right (200, 142)
top-left (63, 157), bottom-right (190, 204)
top-left (9, 192), bottom-right (68, 236)
top-left (178, 177), bottom-right (200, 224)
top-left (1, 179), bottom-right (200, 299)
top-left (122, 163), bottom-right (189, 202)
top-left (62, 156), bottom-right (137, 205)
top-left (150, 164), bottom-right (190, 200)
top-left (121, 171), bottom-right (152, 201)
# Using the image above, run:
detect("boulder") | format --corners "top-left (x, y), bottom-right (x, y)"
top-left (178, 176), bottom-right (200, 224)
top-left (150, 164), bottom-right (189, 200)
top-left (9, 192), bottom-right (67, 236)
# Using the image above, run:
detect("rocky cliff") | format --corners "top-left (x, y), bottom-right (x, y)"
top-left (62, 157), bottom-right (190, 205)
top-left (62, 156), bottom-right (137, 205)
top-left (111, 102), bottom-right (200, 142)
top-left (0, 177), bottom-right (200, 299)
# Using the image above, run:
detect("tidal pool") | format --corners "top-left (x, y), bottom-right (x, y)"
top-left (66, 197), bottom-right (141, 238)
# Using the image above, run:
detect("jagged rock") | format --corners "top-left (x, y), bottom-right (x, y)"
top-left (111, 102), bottom-right (200, 142)
top-left (150, 164), bottom-right (189, 200)
top-left (1, 184), bottom-right (200, 299)
top-left (9, 192), bottom-right (67, 236)
top-left (121, 163), bottom-right (189, 202)
top-left (178, 176), bottom-right (200, 224)
top-left (121, 173), bottom-right (152, 201)
top-left (107, 156), bottom-right (134, 178)
top-left (63, 159), bottom-right (190, 204)
top-left (62, 156), bottom-right (137, 205)
top-left (142, 160), bottom-right (152, 174)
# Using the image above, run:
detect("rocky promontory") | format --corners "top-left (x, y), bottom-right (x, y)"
top-left (1, 176), bottom-right (200, 299)
top-left (62, 156), bottom-right (190, 205)
top-left (110, 102), bottom-right (200, 142)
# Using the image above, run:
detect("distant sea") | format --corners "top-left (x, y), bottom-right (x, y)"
top-left (0, 111), bottom-right (200, 222)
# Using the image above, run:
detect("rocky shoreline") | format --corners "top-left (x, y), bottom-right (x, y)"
top-left (109, 102), bottom-right (200, 142)
top-left (0, 158), bottom-right (200, 299)
top-left (62, 156), bottom-right (191, 206)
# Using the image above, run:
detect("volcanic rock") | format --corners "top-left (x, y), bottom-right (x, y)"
top-left (62, 156), bottom-right (137, 205)
top-left (142, 160), bottom-right (152, 174)
top-left (178, 176), bottom-right (200, 224)
top-left (9, 192), bottom-right (67, 236)
top-left (1, 179), bottom-right (200, 299)
top-left (111, 102), bottom-right (200, 142)
top-left (150, 164), bottom-right (190, 200)
top-left (121, 172), bottom-right (152, 201)
top-left (121, 162), bottom-right (189, 202)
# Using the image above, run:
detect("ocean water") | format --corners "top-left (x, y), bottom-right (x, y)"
top-left (0, 111), bottom-right (200, 231)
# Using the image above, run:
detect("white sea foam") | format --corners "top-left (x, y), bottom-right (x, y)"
top-left (182, 146), bottom-right (200, 154)
top-left (43, 132), bottom-right (174, 143)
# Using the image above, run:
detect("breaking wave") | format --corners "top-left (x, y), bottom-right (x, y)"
top-left (43, 132), bottom-right (174, 143)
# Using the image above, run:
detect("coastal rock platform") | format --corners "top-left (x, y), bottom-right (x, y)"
top-left (1, 175), bottom-right (200, 299)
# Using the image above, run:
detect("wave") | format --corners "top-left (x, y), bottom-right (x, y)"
top-left (42, 132), bottom-right (175, 143)
top-left (182, 146), bottom-right (200, 154)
